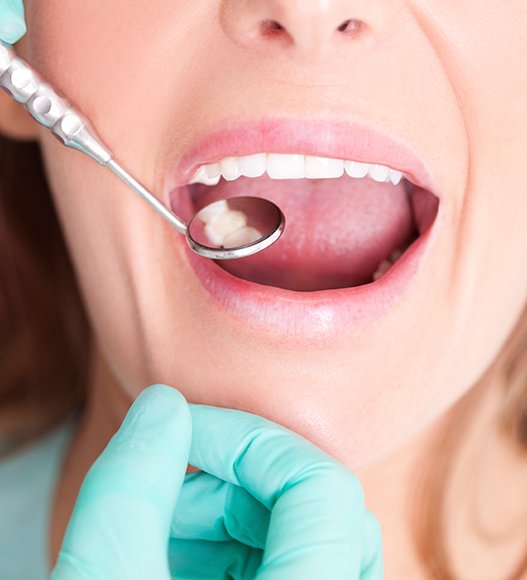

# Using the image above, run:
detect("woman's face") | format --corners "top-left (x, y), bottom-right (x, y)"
top-left (25, 0), bottom-right (527, 469)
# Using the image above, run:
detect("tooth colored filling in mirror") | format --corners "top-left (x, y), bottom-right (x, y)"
top-left (198, 202), bottom-right (263, 248)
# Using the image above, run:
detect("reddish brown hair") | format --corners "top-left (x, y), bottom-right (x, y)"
top-left (0, 134), bottom-right (526, 576)
top-left (0, 135), bottom-right (89, 446)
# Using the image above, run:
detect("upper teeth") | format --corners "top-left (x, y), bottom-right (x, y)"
top-left (189, 154), bottom-right (405, 186)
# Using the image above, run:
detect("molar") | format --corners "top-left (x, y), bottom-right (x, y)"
top-left (372, 245), bottom-right (406, 282)
top-left (189, 166), bottom-right (220, 186)
top-left (199, 203), bottom-right (250, 247)
top-left (372, 259), bottom-right (392, 281)
top-left (223, 226), bottom-right (263, 247)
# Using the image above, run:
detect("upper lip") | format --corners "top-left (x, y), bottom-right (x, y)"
top-left (163, 116), bottom-right (441, 197)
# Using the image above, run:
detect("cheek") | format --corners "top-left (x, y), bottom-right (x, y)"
top-left (430, 3), bottom-right (527, 376)
top-left (25, 1), bottom-right (210, 389)
top-left (37, 140), bottom-right (152, 387)
top-left (27, 2), bottom-right (162, 152)
top-left (26, 0), bottom-right (211, 166)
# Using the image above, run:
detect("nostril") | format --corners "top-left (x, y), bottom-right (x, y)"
top-left (337, 19), bottom-right (362, 36)
top-left (260, 19), bottom-right (287, 38)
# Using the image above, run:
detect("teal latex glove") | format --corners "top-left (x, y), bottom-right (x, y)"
top-left (0, 0), bottom-right (26, 44)
top-left (51, 385), bottom-right (383, 579)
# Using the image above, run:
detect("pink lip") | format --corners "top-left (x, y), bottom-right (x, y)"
top-left (164, 117), bottom-right (441, 195)
top-left (182, 225), bottom-right (435, 343)
top-left (163, 117), bottom-right (442, 342)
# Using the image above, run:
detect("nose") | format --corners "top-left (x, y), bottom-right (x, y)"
top-left (221, 0), bottom-right (366, 57)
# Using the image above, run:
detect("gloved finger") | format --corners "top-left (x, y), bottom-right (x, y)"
top-left (172, 470), bottom-right (270, 549)
top-left (189, 405), bottom-right (369, 578)
top-left (0, 0), bottom-right (26, 44)
top-left (169, 537), bottom-right (263, 580)
top-left (360, 510), bottom-right (383, 579)
top-left (51, 385), bottom-right (192, 580)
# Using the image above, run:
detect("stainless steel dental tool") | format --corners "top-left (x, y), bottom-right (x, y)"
top-left (0, 43), bottom-right (285, 260)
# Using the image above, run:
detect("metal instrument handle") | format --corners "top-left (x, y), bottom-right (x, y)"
top-left (0, 42), bottom-right (111, 164)
top-left (0, 42), bottom-right (187, 233)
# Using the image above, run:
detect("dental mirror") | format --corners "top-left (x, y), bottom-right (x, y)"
top-left (187, 197), bottom-right (285, 260)
top-left (0, 42), bottom-right (285, 259)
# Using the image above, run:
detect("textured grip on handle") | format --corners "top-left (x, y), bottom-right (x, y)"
top-left (0, 42), bottom-right (111, 164)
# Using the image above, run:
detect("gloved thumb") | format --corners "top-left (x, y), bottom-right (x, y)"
top-left (51, 385), bottom-right (192, 580)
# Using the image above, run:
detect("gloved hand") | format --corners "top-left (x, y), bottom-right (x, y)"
top-left (51, 385), bottom-right (383, 579)
top-left (0, 0), bottom-right (26, 44)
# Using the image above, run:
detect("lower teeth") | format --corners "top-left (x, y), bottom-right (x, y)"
top-left (371, 246), bottom-right (407, 282)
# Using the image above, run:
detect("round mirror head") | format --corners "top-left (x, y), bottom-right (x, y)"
top-left (186, 196), bottom-right (285, 260)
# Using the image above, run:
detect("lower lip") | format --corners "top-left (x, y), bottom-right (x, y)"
top-left (176, 220), bottom-right (438, 344)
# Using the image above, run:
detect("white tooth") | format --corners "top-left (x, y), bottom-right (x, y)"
top-left (344, 160), bottom-right (370, 179)
top-left (204, 208), bottom-right (250, 247)
top-left (199, 174), bottom-right (221, 186)
top-left (198, 200), bottom-right (229, 223)
top-left (189, 166), bottom-right (207, 185)
top-left (372, 259), bottom-right (393, 282)
top-left (267, 154), bottom-right (305, 179)
top-left (223, 226), bottom-right (263, 248)
top-left (305, 156), bottom-right (344, 179)
top-left (389, 169), bottom-right (403, 186)
top-left (220, 157), bottom-right (241, 181)
top-left (238, 154), bottom-right (267, 178)
top-left (209, 209), bottom-right (247, 237)
top-left (204, 224), bottom-right (225, 247)
top-left (190, 166), bottom-right (221, 186)
top-left (369, 164), bottom-right (391, 183)
top-left (205, 163), bottom-right (220, 180)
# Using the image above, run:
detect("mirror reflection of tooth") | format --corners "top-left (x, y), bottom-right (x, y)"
top-left (204, 223), bottom-right (226, 247)
top-left (209, 210), bottom-right (247, 236)
top-left (198, 200), bottom-right (229, 223)
top-left (223, 226), bottom-right (263, 248)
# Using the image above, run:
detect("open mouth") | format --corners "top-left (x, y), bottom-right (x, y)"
top-left (174, 153), bottom-right (439, 292)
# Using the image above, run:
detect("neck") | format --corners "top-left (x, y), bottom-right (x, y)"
top-left (49, 347), bottom-right (526, 578)
top-left (359, 397), bottom-right (469, 579)
top-left (49, 344), bottom-right (130, 563)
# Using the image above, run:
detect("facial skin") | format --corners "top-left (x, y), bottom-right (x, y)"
top-left (19, 0), bottom-right (527, 475)
top-left (1, 1), bottom-right (523, 576)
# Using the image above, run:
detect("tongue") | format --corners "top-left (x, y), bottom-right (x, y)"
top-left (192, 175), bottom-right (416, 291)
